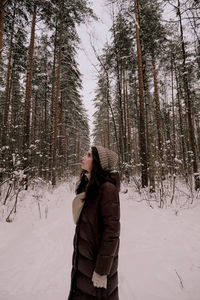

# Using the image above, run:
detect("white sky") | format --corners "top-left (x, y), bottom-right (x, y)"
top-left (77, 0), bottom-right (112, 138)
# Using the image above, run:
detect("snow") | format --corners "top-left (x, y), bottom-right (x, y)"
top-left (0, 182), bottom-right (200, 300)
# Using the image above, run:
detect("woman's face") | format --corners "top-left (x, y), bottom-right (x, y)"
top-left (81, 149), bottom-right (93, 172)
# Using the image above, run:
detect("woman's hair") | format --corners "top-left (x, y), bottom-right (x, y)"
top-left (76, 146), bottom-right (112, 201)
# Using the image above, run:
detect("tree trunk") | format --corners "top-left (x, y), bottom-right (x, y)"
top-left (117, 67), bottom-right (124, 161)
top-left (175, 65), bottom-right (188, 181)
top-left (2, 5), bottom-right (15, 146)
top-left (177, 0), bottom-right (200, 190)
top-left (59, 91), bottom-right (64, 175)
top-left (49, 26), bottom-right (57, 182)
top-left (10, 63), bottom-right (16, 149)
top-left (122, 69), bottom-right (128, 162)
top-left (43, 56), bottom-right (48, 179)
top-left (142, 50), bottom-right (155, 192)
top-left (103, 120), bottom-right (106, 147)
top-left (52, 14), bottom-right (63, 186)
top-left (134, 0), bottom-right (148, 188)
top-left (171, 57), bottom-right (176, 176)
top-left (125, 72), bottom-right (132, 163)
top-left (106, 98), bottom-right (110, 149)
top-left (152, 52), bottom-right (164, 179)
top-left (23, 4), bottom-right (37, 175)
top-left (33, 91), bottom-right (37, 143)
top-left (195, 116), bottom-right (200, 160)
top-left (105, 71), bottom-right (119, 153)
top-left (113, 24), bottom-right (125, 162)
top-left (0, 0), bottom-right (6, 62)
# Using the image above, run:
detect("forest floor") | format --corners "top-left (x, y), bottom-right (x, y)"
top-left (0, 181), bottom-right (200, 300)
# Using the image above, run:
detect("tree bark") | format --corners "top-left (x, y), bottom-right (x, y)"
top-left (2, 4), bottom-right (15, 146)
top-left (177, 0), bottom-right (200, 190)
top-left (125, 71), bottom-right (132, 162)
top-left (106, 98), bottom-right (110, 149)
top-left (23, 4), bottom-right (37, 152)
top-left (43, 55), bottom-right (48, 179)
top-left (59, 91), bottom-right (64, 172)
top-left (122, 69), bottom-right (128, 162)
top-left (113, 24), bottom-right (125, 162)
top-left (52, 13), bottom-right (63, 186)
top-left (152, 52), bottom-right (164, 179)
top-left (171, 56), bottom-right (176, 176)
top-left (105, 70), bottom-right (119, 153)
top-left (134, 0), bottom-right (148, 188)
top-left (49, 25), bottom-right (57, 181)
top-left (175, 65), bottom-right (187, 181)
top-left (142, 50), bottom-right (155, 192)
top-left (0, 0), bottom-right (6, 62)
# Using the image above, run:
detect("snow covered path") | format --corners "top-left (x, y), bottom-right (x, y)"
top-left (0, 183), bottom-right (200, 300)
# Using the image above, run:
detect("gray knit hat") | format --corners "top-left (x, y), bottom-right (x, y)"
top-left (95, 146), bottom-right (118, 171)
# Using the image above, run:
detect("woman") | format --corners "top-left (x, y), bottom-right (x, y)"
top-left (68, 146), bottom-right (120, 300)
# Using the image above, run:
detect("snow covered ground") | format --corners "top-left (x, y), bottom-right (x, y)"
top-left (0, 181), bottom-right (200, 300)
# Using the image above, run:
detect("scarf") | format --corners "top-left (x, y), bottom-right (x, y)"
top-left (72, 173), bottom-right (91, 224)
top-left (72, 191), bottom-right (86, 224)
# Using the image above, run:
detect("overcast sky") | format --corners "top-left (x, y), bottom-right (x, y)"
top-left (77, 0), bottom-right (112, 138)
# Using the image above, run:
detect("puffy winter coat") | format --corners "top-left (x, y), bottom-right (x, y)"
top-left (68, 173), bottom-right (120, 300)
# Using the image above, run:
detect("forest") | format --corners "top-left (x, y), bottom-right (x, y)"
top-left (0, 0), bottom-right (200, 217)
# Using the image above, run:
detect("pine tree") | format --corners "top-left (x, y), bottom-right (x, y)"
top-left (134, 0), bottom-right (148, 187)
top-left (0, 0), bottom-right (94, 191)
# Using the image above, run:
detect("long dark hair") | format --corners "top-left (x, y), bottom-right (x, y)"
top-left (76, 146), bottom-right (112, 201)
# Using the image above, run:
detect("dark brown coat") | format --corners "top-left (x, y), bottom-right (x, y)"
top-left (68, 173), bottom-right (120, 300)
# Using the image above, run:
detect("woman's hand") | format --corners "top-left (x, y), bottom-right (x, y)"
top-left (92, 271), bottom-right (107, 289)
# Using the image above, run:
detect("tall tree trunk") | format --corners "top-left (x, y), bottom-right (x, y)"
top-left (195, 116), bottom-right (200, 160)
top-left (23, 4), bottom-right (37, 184)
top-left (125, 72), bottom-right (132, 163)
top-left (122, 69), bottom-right (128, 162)
top-left (118, 110), bottom-right (123, 160)
top-left (106, 97), bottom-right (110, 149)
top-left (124, 70), bottom-right (132, 181)
top-left (0, 0), bottom-right (6, 62)
top-left (105, 70), bottom-right (119, 153)
top-left (143, 51), bottom-right (155, 192)
top-left (117, 65), bottom-right (124, 161)
top-left (0, 2), bottom-right (13, 184)
top-left (2, 5), bottom-right (15, 146)
top-left (134, 0), bottom-right (148, 188)
top-left (43, 58), bottom-right (48, 179)
top-left (33, 91), bottom-right (38, 143)
top-left (171, 57), bottom-right (176, 176)
top-left (52, 13), bottom-right (63, 186)
top-left (49, 26), bottom-right (57, 181)
top-left (113, 24), bottom-right (125, 162)
top-left (152, 52), bottom-right (164, 179)
top-left (59, 91), bottom-right (64, 175)
top-left (10, 63), bottom-right (15, 148)
top-left (175, 65), bottom-right (187, 181)
top-left (177, 0), bottom-right (200, 190)
top-left (103, 120), bottom-right (106, 147)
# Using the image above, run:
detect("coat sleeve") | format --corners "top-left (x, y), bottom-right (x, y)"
top-left (94, 182), bottom-right (120, 276)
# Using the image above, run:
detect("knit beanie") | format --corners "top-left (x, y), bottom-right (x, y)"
top-left (95, 146), bottom-right (118, 171)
